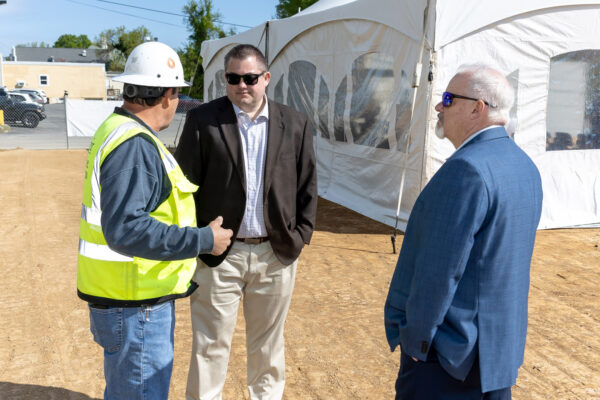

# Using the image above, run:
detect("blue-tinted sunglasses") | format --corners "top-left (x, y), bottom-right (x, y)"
top-left (442, 91), bottom-right (493, 107)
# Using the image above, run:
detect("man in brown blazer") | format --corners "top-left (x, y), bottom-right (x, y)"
top-left (174, 44), bottom-right (317, 400)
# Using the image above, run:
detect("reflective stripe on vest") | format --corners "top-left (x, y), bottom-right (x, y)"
top-left (77, 113), bottom-right (198, 302)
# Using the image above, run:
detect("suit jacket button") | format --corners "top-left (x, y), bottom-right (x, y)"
top-left (421, 341), bottom-right (428, 354)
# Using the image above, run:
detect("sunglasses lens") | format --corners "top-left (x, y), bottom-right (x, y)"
top-left (442, 92), bottom-right (453, 107)
top-left (243, 75), bottom-right (260, 85)
top-left (226, 74), bottom-right (242, 85)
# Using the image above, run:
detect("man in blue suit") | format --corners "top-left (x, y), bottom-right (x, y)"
top-left (385, 64), bottom-right (543, 399)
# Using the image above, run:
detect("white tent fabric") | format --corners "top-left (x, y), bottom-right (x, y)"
top-left (433, 0), bottom-right (600, 49)
top-left (65, 98), bottom-right (121, 137)
top-left (201, 0), bottom-right (600, 230)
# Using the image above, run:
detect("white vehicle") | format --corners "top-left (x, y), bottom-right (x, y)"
top-left (12, 89), bottom-right (48, 104)
top-left (7, 91), bottom-right (42, 105)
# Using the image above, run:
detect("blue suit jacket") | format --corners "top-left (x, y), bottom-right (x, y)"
top-left (384, 127), bottom-right (543, 392)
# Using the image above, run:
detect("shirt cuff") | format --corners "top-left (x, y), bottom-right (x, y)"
top-left (196, 226), bottom-right (214, 254)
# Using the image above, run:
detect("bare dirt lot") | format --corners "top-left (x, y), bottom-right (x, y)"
top-left (0, 149), bottom-right (598, 399)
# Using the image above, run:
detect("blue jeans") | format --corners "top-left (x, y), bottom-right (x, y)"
top-left (89, 301), bottom-right (175, 400)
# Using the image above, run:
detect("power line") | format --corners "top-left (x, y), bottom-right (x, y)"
top-left (93, 0), bottom-right (252, 29)
top-left (214, 19), bottom-right (252, 29)
top-left (65, 0), bottom-right (184, 28)
top-left (96, 0), bottom-right (182, 17)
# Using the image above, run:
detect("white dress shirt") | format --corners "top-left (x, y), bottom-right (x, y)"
top-left (232, 98), bottom-right (269, 238)
top-left (456, 125), bottom-right (502, 151)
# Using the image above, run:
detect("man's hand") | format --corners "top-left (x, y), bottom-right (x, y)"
top-left (208, 216), bottom-right (233, 256)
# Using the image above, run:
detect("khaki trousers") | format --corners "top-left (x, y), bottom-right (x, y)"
top-left (186, 241), bottom-right (298, 400)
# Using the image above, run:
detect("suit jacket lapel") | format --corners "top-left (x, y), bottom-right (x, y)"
top-left (217, 99), bottom-right (246, 191)
top-left (264, 100), bottom-right (285, 196)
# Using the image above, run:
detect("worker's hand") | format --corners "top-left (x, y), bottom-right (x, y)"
top-left (208, 216), bottom-right (233, 256)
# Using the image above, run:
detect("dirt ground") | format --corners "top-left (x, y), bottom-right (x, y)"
top-left (0, 149), bottom-right (598, 400)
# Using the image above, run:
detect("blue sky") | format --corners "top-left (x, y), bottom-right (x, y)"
top-left (0, 0), bottom-right (279, 57)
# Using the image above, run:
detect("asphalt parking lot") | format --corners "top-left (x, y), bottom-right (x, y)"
top-left (0, 103), bottom-right (186, 150)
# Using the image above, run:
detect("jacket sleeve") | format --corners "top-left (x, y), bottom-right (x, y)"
top-left (100, 135), bottom-right (213, 260)
top-left (388, 158), bottom-right (488, 360)
top-left (295, 117), bottom-right (318, 244)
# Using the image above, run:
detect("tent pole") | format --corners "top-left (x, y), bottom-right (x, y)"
top-left (64, 91), bottom-right (70, 150)
top-left (265, 21), bottom-right (270, 66)
top-left (391, 0), bottom-right (433, 253)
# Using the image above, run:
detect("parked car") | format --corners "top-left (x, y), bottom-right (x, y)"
top-left (0, 95), bottom-right (46, 128)
top-left (12, 89), bottom-right (49, 104)
top-left (176, 94), bottom-right (202, 113)
top-left (7, 91), bottom-right (42, 105)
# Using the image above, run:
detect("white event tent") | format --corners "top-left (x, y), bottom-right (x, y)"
top-left (201, 0), bottom-right (600, 230)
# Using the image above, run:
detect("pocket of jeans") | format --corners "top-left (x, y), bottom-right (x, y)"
top-left (138, 301), bottom-right (173, 324)
top-left (89, 306), bottom-right (122, 354)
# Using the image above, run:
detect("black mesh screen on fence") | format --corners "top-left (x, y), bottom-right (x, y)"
top-left (0, 90), bottom-right (47, 128)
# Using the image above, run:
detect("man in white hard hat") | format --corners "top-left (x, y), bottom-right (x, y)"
top-left (77, 41), bottom-right (233, 400)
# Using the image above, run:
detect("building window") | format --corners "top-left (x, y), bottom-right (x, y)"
top-left (547, 50), bottom-right (600, 151)
top-left (39, 75), bottom-right (49, 86)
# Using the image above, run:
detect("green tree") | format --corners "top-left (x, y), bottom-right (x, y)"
top-left (95, 26), bottom-right (152, 72)
top-left (54, 34), bottom-right (92, 48)
top-left (180, 0), bottom-right (231, 99)
top-left (275, 0), bottom-right (318, 18)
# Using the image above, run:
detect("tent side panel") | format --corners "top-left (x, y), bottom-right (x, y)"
top-left (266, 19), bottom-right (427, 227)
top-left (430, 6), bottom-right (600, 228)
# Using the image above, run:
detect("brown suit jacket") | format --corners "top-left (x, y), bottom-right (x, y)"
top-left (174, 96), bottom-right (318, 267)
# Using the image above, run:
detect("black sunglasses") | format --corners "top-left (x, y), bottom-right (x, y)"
top-left (442, 91), bottom-right (493, 107)
top-left (225, 71), bottom-right (266, 86)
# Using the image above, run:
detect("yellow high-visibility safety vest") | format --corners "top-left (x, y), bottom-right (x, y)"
top-left (77, 113), bottom-right (199, 304)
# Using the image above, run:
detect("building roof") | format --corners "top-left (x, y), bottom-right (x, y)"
top-left (12, 47), bottom-right (106, 63)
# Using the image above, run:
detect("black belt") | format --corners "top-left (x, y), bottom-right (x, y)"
top-left (89, 303), bottom-right (109, 309)
top-left (235, 237), bottom-right (269, 244)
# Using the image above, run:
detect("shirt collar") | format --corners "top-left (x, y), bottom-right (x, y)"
top-left (232, 95), bottom-right (269, 123)
top-left (114, 106), bottom-right (158, 136)
top-left (456, 124), bottom-right (501, 151)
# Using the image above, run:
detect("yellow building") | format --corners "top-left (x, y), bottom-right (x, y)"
top-left (1, 47), bottom-right (109, 102)
top-left (0, 61), bottom-right (106, 102)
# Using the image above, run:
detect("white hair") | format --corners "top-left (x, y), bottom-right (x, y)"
top-left (455, 63), bottom-right (514, 125)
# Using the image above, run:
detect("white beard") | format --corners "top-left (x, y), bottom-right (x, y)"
top-left (435, 120), bottom-right (445, 139)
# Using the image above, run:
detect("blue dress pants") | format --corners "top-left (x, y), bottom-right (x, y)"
top-left (395, 349), bottom-right (511, 400)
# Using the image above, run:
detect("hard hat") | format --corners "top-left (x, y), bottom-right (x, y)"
top-left (112, 41), bottom-right (190, 87)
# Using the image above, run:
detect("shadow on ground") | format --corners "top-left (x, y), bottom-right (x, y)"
top-left (0, 382), bottom-right (100, 400)
top-left (315, 197), bottom-right (401, 235)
